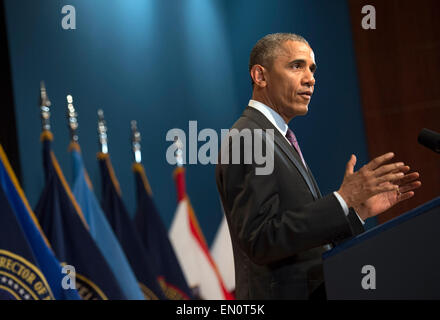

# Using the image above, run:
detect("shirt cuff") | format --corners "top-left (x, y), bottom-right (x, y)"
top-left (333, 191), bottom-right (365, 225)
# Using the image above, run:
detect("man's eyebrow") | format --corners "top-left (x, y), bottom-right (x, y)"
top-left (288, 59), bottom-right (317, 72)
top-left (288, 59), bottom-right (306, 65)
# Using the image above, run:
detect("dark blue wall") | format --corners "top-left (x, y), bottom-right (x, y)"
top-left (4, 0), bottom-right (372, 246)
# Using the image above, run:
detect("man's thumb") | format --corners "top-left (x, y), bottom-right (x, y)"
top-left (345, 154), bottom-right (357, 175)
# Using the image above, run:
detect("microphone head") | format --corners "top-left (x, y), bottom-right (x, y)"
top-left (418, 128), bottom-right (440, 153)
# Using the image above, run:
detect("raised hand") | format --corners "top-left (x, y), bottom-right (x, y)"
top-left (354, 166), bottom-right (421, 219)
top-left (337, 152), bottom-right (415, 220)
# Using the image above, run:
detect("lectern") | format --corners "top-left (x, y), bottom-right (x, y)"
top-left (323, 197), bottom-right (440, 299)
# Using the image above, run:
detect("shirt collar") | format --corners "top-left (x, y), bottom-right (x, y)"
top-left (248, 99), bottom-right (289, 136)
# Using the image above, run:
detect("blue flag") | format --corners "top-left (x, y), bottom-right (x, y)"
top-left (98, 152), bottom-right (167, 300)
top-left (34, 131), bottom-right (125, 300)
top-left (0, 144), bottom-right (80, 300)
top-left (133, 163), bottom-right (193, 300)
top-left (70, 143), bottom-right (145, 300)
top-left (0, 184), bottom-right (53, 300)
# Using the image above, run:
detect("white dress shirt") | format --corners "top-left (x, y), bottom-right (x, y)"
top-left (248, 99), bottom-right (365, 225)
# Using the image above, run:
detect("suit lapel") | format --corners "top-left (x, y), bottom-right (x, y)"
top-left (306, 166), bottom-right (322, 199)
top-left (242, 107), bottom-right (319, 200)
top-left (273, 134), bottom-right (319, 200)
top-left (298, 159), bottom-right (322, 199)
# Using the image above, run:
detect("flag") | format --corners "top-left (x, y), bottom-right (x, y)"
top-left (169, 167), bottom-right (233, 300)
top-left (0, 144), bottom-right (80, 300)
top-left (70, 142), bottom-right (145, 300)
top-left (133, 162), bottom-right (193, 300)
top-left (0, 184), bottom-right (52, 300)
top-left (98, 152), bottom-right (167, 300)
top-left (211, 214), bottom-right (235, 293)
top-left (34, 131), bottom-right (125, 300)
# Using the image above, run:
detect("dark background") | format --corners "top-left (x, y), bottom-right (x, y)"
top-left (348, 0), bottom-right (440, 223)
top-left (1, 0), bottom-right (438, 245)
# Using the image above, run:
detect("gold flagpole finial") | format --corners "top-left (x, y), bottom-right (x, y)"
top-left (66, 95), bottom-right (78, 143)
top-left (40, 81), bottom-right (52, 132)
top-left (131, 120), bottom-right (142, 164)
top-left (97, 109), bottom-right (108, 154)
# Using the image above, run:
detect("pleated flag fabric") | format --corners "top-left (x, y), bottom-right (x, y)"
top-left (98, 152), bottom-right (167, 300)
top-left (169, 167), bottom-right (233, 300)
top-left (133, 162), bottom-right (193, 300)
top-left (211, 214), bottom-right (235, 293)
top-left (0, 144), bottom-right (81, 300)
top-left (35, 131), bottom-right (125, 300)
top-left (70, 143), bottom-right (145, 300)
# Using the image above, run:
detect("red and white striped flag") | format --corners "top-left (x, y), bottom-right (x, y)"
top-left (211, 214), bottom-right (235, 293)
top-left (169, 167), bottom-right (233, 300)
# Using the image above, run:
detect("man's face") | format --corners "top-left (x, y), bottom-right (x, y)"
top-left (264, 40), bottom-right (316, 120)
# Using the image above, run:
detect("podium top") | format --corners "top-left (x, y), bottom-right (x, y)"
top-left (323, 196), bottom-right (440, 260)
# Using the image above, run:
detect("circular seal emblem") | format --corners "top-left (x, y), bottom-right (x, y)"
top-left (75, 274), bottom-right (108, 300)
top-left (139, 282), bottom-right (159, 300)
top-left (0, 250), bottom-right (54, 300)
top-left (158, 277), bottom-right (190, 300)
top-left (60, 263), bottom-right (108, 300)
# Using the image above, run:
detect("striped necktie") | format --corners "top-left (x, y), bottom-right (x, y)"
top-left (285, 128), bottom-right (306, 168)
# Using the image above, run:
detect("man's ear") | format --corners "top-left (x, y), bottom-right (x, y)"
top-left (250, 64), bottom-right (267, 88)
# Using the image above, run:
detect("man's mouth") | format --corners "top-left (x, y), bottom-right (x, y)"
top-left (297, 91), bottom-right (313, 100)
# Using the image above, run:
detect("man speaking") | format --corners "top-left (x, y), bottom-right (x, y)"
top-left (215, 33), bottom-right (421, 300)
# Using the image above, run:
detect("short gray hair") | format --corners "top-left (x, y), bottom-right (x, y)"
top-left (249, 33), bottom-right (310, 85)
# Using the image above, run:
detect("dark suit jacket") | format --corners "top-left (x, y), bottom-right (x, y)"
top-left (215, 106), bottom-right (364, 299)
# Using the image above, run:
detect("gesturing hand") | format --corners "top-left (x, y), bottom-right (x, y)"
top-left (354, 167), bottom-right (421, 220)
top-left (337, 152), bottom-right (419, 220)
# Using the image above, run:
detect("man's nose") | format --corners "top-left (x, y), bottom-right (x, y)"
top-left (302, 71), bottom-right (315, 87)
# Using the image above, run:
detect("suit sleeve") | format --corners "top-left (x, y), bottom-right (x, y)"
top-left (216, 142), bottom-right (364, 266)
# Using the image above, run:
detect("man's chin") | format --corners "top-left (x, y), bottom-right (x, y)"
top-left (297, 104), bottom-right (309, 116)
top-left (286, 103), bottom-right (309, 118)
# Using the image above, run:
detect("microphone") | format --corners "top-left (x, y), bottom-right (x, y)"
top-left (418, 128), bottom-right (440, 153)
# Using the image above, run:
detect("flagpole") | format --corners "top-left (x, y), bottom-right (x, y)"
top-left (97, 109), bottom-right (108, 155)
top-left (66, 94), bottom-right (79, 144)
top-left (174, 137), bottom-right (184, 168)
top-left (131, 120), bottom-right (142, 164)
top-left (39, 81), bottom-right (51, 133)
